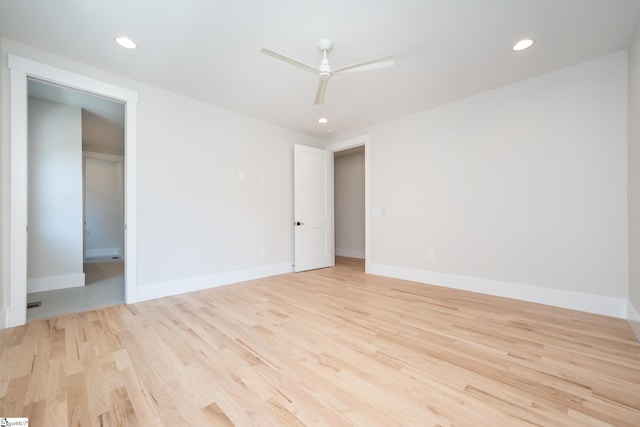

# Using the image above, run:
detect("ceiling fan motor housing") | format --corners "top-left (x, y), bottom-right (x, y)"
top-left (318, 38), bottom-right (333, 51)
top-left (319, 58), bottom-right (331, 78)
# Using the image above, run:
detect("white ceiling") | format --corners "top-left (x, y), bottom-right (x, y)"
top-left (2, 0), bottom-right (640, 139)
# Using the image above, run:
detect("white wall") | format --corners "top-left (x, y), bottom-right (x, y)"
top-left (136, 87), bottom-right (318, 288)
top-left (365, 51), bottom-right (629, 317)
top-left (1, 38), bottom-right (322, 311)
top-left (0, 38), bottom-right (7, 327)
top-left (27, 96), bottom-right (84, 292)
top-left (335, 150), bottom-right (365, 259)
top-left (84, 155), bottom-right (123, 259)
top-left (628, 24), bottom-right (640, 339)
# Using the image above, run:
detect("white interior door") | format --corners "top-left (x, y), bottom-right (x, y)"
top-left (294, 144), bottom-right (334, 272)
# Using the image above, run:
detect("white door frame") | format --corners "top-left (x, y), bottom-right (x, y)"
top-left (325, 134), bottom-right (370, 273)
top-left (8, 54), bottom-right (139, 327)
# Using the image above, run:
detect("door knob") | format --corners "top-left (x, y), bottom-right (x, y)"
top-left (296, 221), bottom-right (304, 226)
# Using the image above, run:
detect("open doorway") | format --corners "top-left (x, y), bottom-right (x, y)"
top-left (8, 54), bottom-right (138, 327)
top-left (327, 135), bottom-right (370, 273)
top-left (334, 146), bottom-right (365, 271)
top-left (25, 78), bottom-right (126, 321)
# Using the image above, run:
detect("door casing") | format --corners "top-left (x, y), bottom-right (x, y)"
top-left (292, 135), bottom-right (370, 273)
top-left (7, 54), bottom-right (139, 327)
top-left (326, 135), bottom-right (370, 272)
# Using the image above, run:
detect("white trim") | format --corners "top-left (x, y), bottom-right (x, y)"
top-left (86, 248), bottom-right (122, 259)
top-left (0, 307), bottom-right (8, 330)
top-left (124, 98), bottom-right (138, 305)
top-left (27, 273), bottom-right (85, 293)
top-left (368, 262), bottom-right (628, 319)
top-left (628, 301), bottom-right (640, 320)
top-left (9, 302), bottom-right (25, 327)
top-left (9, 66), bottom-right (28, 328)
top-left (627, 301), bottom-right (640, 342)
top-left (7, 54), bottom-right (138, 327)
top-left (336, 248), bottom-right (365, 259)
top-left (326, 135), bottom-right (369, 152)
top-left (8, 55), bottom-right (138, 101)
top-left (326, 134), bottom-right (370, 272)
top-left (137, 263), bottom-right (293, 302)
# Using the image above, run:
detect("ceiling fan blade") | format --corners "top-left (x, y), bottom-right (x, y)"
top-left (314, 79), bottom-right (328, 105)
top-left (331, 55), bottom-right (395, 75)
top-left (260, 48), bottom-right (318, 75)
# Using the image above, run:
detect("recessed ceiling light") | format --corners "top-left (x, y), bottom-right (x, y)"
top-left (513, 39), bottom-right (534, 52)
top-left (318, 117), bottom-right (328, 124)
top-left (115, 36), bottom-right (137, 49)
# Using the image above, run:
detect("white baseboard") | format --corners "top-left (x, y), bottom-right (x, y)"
top-left (27, 273), bottom-right (85, 293)
top-left (368, 262), bottom-right (627, 319)
top-left (0, 306), bottom-right (8, 329)
top-left (86, 247), bottom-right (121, 259)
top-left (9, 302), bottom-right (26, 327)
top-left (627, 301), bottom-right (640, 342)
top-left (336, 248), bottom-right (365, 259)
top-left (137, 262), bottom-right (293, 302)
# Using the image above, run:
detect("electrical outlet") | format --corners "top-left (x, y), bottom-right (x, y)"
top-left (427, 251), bottom-right (435, 261)
top-left (260, 248), bottom-right (266, 257)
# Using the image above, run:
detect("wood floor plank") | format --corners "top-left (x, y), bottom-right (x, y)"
top-left (45, 357), bottom-right (66, 407)
top-left (201, 401), bottom-right (235, 426)
top-left (148, 381), bottom-right (197, 426)
top-left (1, 257), bottom-right (640, 425)
top-left (105, 386), bottom-right (137, 426)
top-left (0, 375), bottom-right (30, 417)
top-left (66, 372), bottom-right (92, 427)
top-left (80, 340), bottom-right (111, 420)
top-left (44, 400), bottom-right (67, 427)
top-left (22, 399), bottom-right (46, 427)
top-left (121, 366), bottom-right (159, 425)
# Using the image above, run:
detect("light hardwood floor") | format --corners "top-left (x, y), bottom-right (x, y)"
top-left (1, 257), bottom-right (639, 426)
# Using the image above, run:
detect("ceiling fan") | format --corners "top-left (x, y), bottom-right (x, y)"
top-left (260, 39), bottom-right (394, 105)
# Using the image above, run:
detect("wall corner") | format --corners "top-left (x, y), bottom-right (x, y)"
top-left (627, 301), bottom-right (640, 343)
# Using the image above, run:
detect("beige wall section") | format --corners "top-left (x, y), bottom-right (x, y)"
top-left (367, 51), bottom-right (628, 300)
top-left (27, 96), bottom-right (84, 291)
top-left (82, 109), bottom-right (124, 155)
top-left (335, 149), bottom-right (365, 259)
top-left (628, 24), bottom-right (640, 340)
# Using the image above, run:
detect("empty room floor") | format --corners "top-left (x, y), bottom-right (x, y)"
top-left (2, 257), bottom-right (640, 425)
top-left (26, 259), bottom-right (124, 321)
